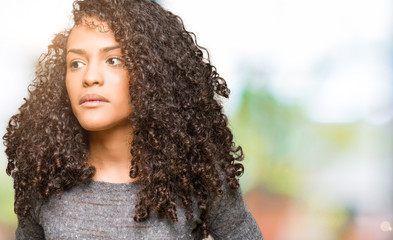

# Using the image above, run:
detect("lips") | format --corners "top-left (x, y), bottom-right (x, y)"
top-left (79, 93), bottom-right (109, 106)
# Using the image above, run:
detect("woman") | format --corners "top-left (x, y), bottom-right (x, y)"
top-left (4, 0), bottom-right (263, 239)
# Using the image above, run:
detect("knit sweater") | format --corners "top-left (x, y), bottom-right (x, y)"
top-left (16, 180), bottom-right (263, 240)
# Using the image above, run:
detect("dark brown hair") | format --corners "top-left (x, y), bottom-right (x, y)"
top-left (4, 0), bottom-right (244, 237)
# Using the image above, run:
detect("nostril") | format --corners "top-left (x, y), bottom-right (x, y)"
top-left (83, 68), bottom-right (103, 86)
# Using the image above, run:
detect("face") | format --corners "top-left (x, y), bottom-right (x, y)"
top-left (66, 18), bottom-right (133, 132)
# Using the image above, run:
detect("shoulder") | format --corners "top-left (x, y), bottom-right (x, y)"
top-left (207, 184), bottom-right (264, 240)
top-left (16, 198), bottom-right (45, 240)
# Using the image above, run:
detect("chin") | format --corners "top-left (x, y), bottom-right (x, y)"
top-left (77, 118), bottom-right (109, 132)
top-left (78, 118), bottom-right (131, 132)
top-left (80, 124), bottom-right (107, 132)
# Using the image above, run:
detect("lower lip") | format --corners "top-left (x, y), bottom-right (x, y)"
top-left (81, 100), bottom-right (107, 107)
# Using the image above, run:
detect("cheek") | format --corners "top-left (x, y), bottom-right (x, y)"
top-left (117, 73), bottom-right (131, 105)
top-left (112, 88), bottom-right (132, 113)
top-left (121, 84), bottom-right (131, 104)
top-left (65, 79), bottom-right (81, 120)
top-left (65, 77), bottom-right (77, 104)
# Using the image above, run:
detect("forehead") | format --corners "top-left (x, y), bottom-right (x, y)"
top-left (67, 17), bottom-right (117, 49)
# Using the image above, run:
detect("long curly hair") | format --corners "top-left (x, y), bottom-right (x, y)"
top-left (4, 0), bottom-right (244, 237)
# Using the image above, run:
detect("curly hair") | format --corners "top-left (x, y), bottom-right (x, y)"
top-left (4, 0), bottom-right (244, 237)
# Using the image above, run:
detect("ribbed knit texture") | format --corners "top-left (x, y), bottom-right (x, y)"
top-left (16, 180), bottom-right (263, 240)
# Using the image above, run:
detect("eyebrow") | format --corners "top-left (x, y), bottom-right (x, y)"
top-left (101, 45), bottom-right (121, 52)
top-left (66, 45), bottom-right (121, 55)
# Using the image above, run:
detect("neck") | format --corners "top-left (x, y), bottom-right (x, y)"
top-left (88, 122), bottom-right (136, 183)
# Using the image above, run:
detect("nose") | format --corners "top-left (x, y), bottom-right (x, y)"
top-left (83, 60), bottom-right (104, 87)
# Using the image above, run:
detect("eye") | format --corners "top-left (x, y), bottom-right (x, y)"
top-left (107, 57), bottom-right (124, 67)
top-left (69, 61), bottom-right (85, 71)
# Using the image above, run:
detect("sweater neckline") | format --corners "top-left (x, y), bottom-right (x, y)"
top-left (84, 179), bottom-right (139, 192)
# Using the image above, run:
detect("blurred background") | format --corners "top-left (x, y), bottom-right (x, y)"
top-left (0, 0), bottom-right (392, 239)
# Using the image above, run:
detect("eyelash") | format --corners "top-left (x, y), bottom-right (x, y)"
top-left (106, 57), bottom-right (125, 67)
top-left (68, 57), bottom-right (125, 71)
top-left (69, 61), bottom-right (84, 71)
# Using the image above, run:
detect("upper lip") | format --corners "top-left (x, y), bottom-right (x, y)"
top-left (79, 93), bottom-right (109, 105)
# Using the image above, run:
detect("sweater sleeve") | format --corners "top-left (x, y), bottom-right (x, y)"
top-left (16, 204), bottom-right (45, 240)
top-left (207, 186), bottom-right (263, 240)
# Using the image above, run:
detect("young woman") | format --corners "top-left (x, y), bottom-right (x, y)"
top-left (4, 0), bottom-right (263, 239)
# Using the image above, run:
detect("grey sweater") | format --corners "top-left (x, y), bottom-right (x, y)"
top-left (16, 180), bottom-right (263, 240)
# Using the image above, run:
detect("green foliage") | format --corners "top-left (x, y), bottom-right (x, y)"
top-left (230, 82), bottom-right (359, 197)
top-left (231, 85), bottom-right (304, 195)
top-left (0, 170), bottom-right (16, 227)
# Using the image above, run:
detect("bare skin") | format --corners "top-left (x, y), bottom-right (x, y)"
top-left (66, 17), bottom-right (136, 183)
top-left (88, 122), bottom-right (134, 183)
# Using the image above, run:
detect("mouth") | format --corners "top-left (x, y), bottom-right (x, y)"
top-left (79, 93), bottom-right (109, 106)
